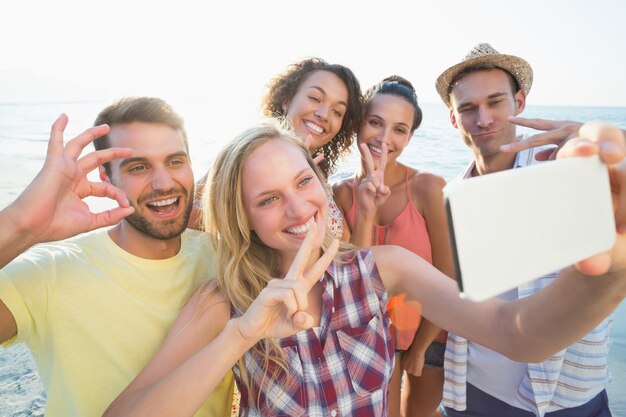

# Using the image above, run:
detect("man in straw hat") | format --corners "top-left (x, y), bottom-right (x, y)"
top-left (436, 43), bottom-right (614, 416)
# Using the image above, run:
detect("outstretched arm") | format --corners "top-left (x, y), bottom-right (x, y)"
top-left (377, 121), bottom-right (626, 363)
top-left (0, 114), bottom-right (134, 269)
top-left (104, 224), bottom-right (338, 417)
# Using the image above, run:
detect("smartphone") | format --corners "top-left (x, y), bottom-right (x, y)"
top-left (444, 155), bottom-right (615, 302)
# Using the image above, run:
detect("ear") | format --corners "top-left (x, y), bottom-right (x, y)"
top-left (449, 107), bottom-right (459, 129)
top-left (281, 99), bottom-right (289, 114)
top-left (99, 165), bottom-right (111, 183)
top-left (513, 90), bottom-right (526, 115)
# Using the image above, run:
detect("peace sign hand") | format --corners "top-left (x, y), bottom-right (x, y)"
top-left (236, 222), bottom-right (339, 342)
top-left (304, 135), bottom-right (325, 165)
top-left (357, 143), bottom-right (391, 212)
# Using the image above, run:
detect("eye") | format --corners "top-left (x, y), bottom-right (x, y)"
top-left (298, 176), bottom-right (313, 187)
top-left (332, 109), bottom-right (343, 118)
top-left (395, 127), bottom-right (408, 135)
top-left (169, 158), bottom-right (185, 167)
top-left (258, 196), bottom-right (278, 207)
top-left (368, 119), bottom-right (382, 127)
top-left (308, 95), bottom-right (321, 103)
top-left (128, 165), bottom-right (147, 173)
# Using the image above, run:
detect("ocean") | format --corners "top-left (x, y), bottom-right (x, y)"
top-left (0, 101), bottom-right (625, 416)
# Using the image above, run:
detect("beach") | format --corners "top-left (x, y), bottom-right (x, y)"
top-left (0, 101), bottom-right (625, 416)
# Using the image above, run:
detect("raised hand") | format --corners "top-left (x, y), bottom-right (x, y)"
top-left (356, 142), bottom-right (391, 212)
top-left (7, 114), bottom-right (134, 245)
top-left (501, 116), bottom-right (583, 160)
top-left (236, 222), bottom-right (339, 342)
top-left (304, 135), bottom-right (325, 165)
top-left (556, 121), bottom-right (626, 276)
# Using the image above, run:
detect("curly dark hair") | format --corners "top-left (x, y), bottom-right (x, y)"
top-left (363, 75), bottom-right (423, 133)
top-left (261, 57), bottom-right (362, 178)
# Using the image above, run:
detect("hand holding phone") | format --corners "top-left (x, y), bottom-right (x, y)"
top-left (444, 155), bottom-right (615, 301)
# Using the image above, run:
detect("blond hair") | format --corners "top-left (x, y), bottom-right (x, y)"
top-left (202, 120), bottom-right (355, 399)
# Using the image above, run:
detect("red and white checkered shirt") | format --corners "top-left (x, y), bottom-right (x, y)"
top-left (233, 249), bottom-right (395, 417)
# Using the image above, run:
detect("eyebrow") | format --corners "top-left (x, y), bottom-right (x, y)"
top-left (308, 85), bottom-right (348, 108)
top-left (118, 151), bottom-right (189, 169)
top-left (368, 113), bottom-right (410, 129)
top-left (251, 168), bottom-right (311, 200)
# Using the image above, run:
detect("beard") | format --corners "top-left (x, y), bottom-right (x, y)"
top-left (125, 188), bottom-right (194, 240)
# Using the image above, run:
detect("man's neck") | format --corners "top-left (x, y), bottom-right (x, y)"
top-left (472, 151), bottom-right (517, 177)
top-left (107, 222), bottom-right (182, 260)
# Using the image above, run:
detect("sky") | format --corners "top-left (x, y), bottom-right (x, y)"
top-left (1, 0), bottom-right (625, 119)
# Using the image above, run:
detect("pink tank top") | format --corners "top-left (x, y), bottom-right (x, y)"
top-left (345, 169), bottom-right (433, 350)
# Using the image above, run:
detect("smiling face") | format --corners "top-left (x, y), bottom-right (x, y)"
top-left (357, 93), bottom-right (415, 167)
top-left (449, 69), bottom-right (526, 158)
top-left (282, 70), bottom-right (349, 151)
top-left (104, 122), bottom-right (194, 240)
top-left (242, 139), bottom-right (328, 262)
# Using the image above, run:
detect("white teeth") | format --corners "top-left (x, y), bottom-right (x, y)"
top-left (148, 197), bottom-right (178, 207)
top-left (305, 121), bottom-right (324, 134)
top-left (286, 217), bottom-right (314, 235)
top-left (368, 144), bottom-right (383, 154)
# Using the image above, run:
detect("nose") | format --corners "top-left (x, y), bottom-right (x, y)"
top-left (476, 105), bottom-right (494, 128)
top-left (314, 102), bottom-right (330, 120)
top-left (151, 165), bottom-right (176, 190)
top-left (379, 126), bottom-right (393, 146)
top-left (285, 192), bottom-right (309, 219)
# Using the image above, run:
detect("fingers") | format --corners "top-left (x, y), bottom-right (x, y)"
top-left (378, 143), bottom-right (388, 173)
top-left (267, 278), bottom-right (308, 316)
top-left (64, 124), bottom-right (111, 160)
top-left (292, 311), bottom-right (314, 331)
top-left (304, 135), bottom-right (314, 151)
top-left (579, 121), bottom-right (626, 165)
top-left (312, 152), bottom-right (324, 165)
top-left (77, 147), bottom-right (132, 173)
top-left (556, 137), bottom-right (599, 159)
top-left (92, 206), bottom-right (136, 229)
top-left (574, 252), bottom-right (612, 276)
top-left (303, 239), bottom-right (339, 289)
top-left (87, 181), bottom-right (131, 208)
top-left (47, 114), bottom-right (69, 158)
top-left (263, 281), bottom-right (301, 316)
top-left (285, 221), bottom-right (319, 280)
top-left (508, 116), bottom-right (564, 131)
top-left (360, 143), bottom-right (375, 175)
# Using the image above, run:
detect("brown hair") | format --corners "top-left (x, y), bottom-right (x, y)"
top-left (93, 97), bottom-right (188, 176)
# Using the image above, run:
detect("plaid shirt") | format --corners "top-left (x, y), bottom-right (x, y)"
top-left (443, 146), bottom-right (613, 416)
top-left (233, 249), bottom-right (395, 417)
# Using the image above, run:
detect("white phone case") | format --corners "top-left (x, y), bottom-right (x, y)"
top-left (444, 155), bottom-right (615, 301)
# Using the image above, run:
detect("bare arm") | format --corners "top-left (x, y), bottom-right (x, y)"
top-left (402, 174), bottom-right (454, 376)
top-left (373, 244), bottom-right (624, 363)
top-left (104, 225), bottom-right (339, 417)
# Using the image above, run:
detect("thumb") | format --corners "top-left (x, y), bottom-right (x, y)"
top-left (293, 311), bottom-right (314, 331)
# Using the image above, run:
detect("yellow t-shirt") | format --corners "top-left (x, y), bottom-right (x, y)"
top-left (0, 228), bottom-right (233, 417)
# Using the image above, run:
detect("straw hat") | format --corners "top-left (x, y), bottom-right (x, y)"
top-left (436, 43), bottom-right (533, 107)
